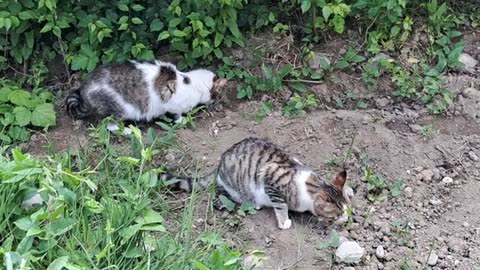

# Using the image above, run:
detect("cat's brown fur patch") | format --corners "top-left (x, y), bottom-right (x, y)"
top-left (154, 65), bottom-right (177, 102)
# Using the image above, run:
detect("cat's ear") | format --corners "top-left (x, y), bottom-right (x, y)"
top-left (332, 170), bottom-right (347, 188)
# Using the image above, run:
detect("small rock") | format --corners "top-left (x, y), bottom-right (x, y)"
top-left (339, 236), bottom-right (350, 245)
top-left (375, 98), bottom-right (390, 109)
top-left (458, 53), bottom-right (478, 72)
top-left (463, 87), bottom-right (480, 100)
top-left (376, 245), bottom-right (385, 259)
top-left (165, 153), bottom-right (175, 162)
top-left (421, 169), bottom-right (434, 182)
top-left (432, 168), bottom-right (441, 181)
top-left (463, 222), bottom-right (469, 227)
top-left (335, 241), bottom-right (365, 264)
top-left (427, 251), bottom-right (439, 266)
top-left (442, 177), bottom-right (453, 185)
top-left (404, 187), bottom-right (414, 198)
top-left (468, 151), bottom-right (479, 161)
top-left (409, 124), bottom-right (423, 133)
top-left (430, 198), bottom-right (442, 205)
top-left (242, 254), bottom-right (264, 269)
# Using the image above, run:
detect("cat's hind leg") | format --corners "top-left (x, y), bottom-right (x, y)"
top-left (265, 186), bottom-right (292, 229)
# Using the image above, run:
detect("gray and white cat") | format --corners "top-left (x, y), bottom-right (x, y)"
top-left (164, 137), bottom-right (354, 229)
top-left (65, 60), bottom-right (226, 126)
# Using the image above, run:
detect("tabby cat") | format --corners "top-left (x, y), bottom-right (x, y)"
top-left (164, 137), bottom-right (353, 229)
top-left (65, 60), bottom-right (226, 124)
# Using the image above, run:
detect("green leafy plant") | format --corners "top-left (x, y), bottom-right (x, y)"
top-left (317, 229), bottom-right (340, 249)
top-left (334, 48), bottom-right (366, 69)
top-left (0, 79), bottom-right (56, 144)
top-left (390, 179), bottom-right (405, 197)
top-left (282, 93), bottom-right (319, 117)
top-left (219, 195), bottom-right (257, 227)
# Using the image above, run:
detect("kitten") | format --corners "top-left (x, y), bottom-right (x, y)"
top-left (65, 60), bottom-right (226, 125)
top-left (163, 137), bottom-right (353, 230)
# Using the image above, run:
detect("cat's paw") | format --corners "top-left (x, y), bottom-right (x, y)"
top-left (279, 219), bottom-right (292, 230)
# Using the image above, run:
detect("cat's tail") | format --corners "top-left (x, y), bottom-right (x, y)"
top-left (160, 170), bottom-right (216, 192)
top-left (65, 88), bottom-right (90, 119)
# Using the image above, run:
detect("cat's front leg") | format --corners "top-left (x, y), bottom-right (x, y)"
top-left (265, 186), bottom-right (292, 229)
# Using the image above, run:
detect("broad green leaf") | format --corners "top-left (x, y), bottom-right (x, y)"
top-left (214, 32), bottom-right (223, 47)
top-left (301, 0), bottom-right (312, 13)
top-left (132, 4), bottom-right (144, 11)
top-left (157, 31), bottom-right (170, 41)
top-left (204, 16), bottom-right (215, 28)
top-left (131, 17), bottom-right (143, 25)
top-left (390, 179), bottom-right (405, 197)
top-left (123, 247), bottom-right (142, 258)
top-left (322, 6), bottom-right (333, 20)
top-left (150, 19), bottom-right (164, 31)
top-left (120, 224), bottom-right (142, 243)
top-left (8, 90), bottom-right (31, 107)
top-left (31, 103), bottom-right (56, 127)
top-left (14, 217), bottom-right (33, 231)
top-left (290, 82), bottom-right (307, 92)
top-left (47, 218), bottom-right (76, 236)
top-left (219, 195), bottom-right (235, 212)
top-left (117, 3), bottom-right (128, 11)
top-left (47, 256), bottom-right (69, 270)
top-left (13, 106), bottom-right (31, 126)
top-left (193, 260), bottom-right (210, 270)
top-left (137, 208), bottom-right (164, 224)
top-left (173, 30), bottom-right (187, 37)
top-left (0, 87), bottom-right (13, 102)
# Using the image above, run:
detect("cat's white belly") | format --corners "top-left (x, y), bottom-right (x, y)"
top-left (251, 184), bottom-right (272, 207)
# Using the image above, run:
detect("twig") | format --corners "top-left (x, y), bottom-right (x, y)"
top-left (283, 79), bottom-right (324, 84)
top-left (423, 239), bottom-right (436, 270)
top-left (278, 257), bottom-right (304, 270)
top-left (343, 132), bottom-right (358, 169)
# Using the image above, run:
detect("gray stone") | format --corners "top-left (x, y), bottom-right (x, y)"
top-left (468, 151), bottom-right (479, 161)
top-left (421, 169), bottom-right (434, 182)
top-left (409, 124), bottom-right (423, 133)
top-left (375, 98), bottom-right (390, 109)
top-left (432, 168), bottom-right (441, 181)
top-left (404, 186), bottom-right (414, 198)
top-left (376, 245), bottom-right (385, 259)
top-left (463, 87), bottom-right (480, 100)
top-left (458, 53), bottom-right (478, 72)
top-left (335, 241), bottom-right (365, 264)
top-left (442, 177), bottom-right (453, 185)
top-left (427, 251), bottom-right (439, 266)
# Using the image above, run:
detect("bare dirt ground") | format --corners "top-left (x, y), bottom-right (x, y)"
top-left (23, 31), bottom-right (480, 270)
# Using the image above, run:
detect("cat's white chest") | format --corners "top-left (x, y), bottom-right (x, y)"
top-left (294, 170), bottom-right (314, 212)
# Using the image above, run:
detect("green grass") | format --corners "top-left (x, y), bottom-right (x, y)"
top-left (0, 121), bottom-right (247, 270)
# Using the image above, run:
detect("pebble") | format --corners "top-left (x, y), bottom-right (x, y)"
top-left (463, 87), bottom-right (480, 100)
top-left (442, 177), bottom-right (453, 185)
top-left (335, 241), bottom-right (365, 264)
top-left (421, 169), bottom-right (434, 182)
top-left (463, 222), bottom-right (469, 227)
top-left (242, 254), bottom-right (264, 269)
top-left (165, 153), bottom-right (175, 162)
top-left (468, 151), bottom-right (479, 161)
top-left (376, 245), bottom-right (385, 259)
top-left (430, 198), bottom-right (442, 205)
top-left (432, 168), bottom-right (441, 181)
top-left (375, 98), bottom-right (390, 109)
top-left (458, 53), bottom-right (478, 72)
top-left (409, 124), bottom-right (423, 133)
top-left (404, 187), bottom-right (414, 198)
top-left (427, 251), bottom-right (439, 266)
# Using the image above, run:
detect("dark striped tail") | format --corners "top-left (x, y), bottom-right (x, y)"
top-left (160, 171), bottom-right (216, 192)
top-left (65, 89), bottom-right (90, 119)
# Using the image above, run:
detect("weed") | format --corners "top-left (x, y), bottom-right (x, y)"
top-left (317, 229), bottom-right (340, 249)
top-left (0, 79), bottom-right (56, 144)
top-left (0, 121), bottom-right (244, 269)
top-left (246, 101), bottom-right (273, 123)
top-left (282, 93), bottom-right (319, 117)
top-left (218, 195), bottom-right (257, 227)
top-left (420, 124), bottom-right (435, 141)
